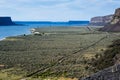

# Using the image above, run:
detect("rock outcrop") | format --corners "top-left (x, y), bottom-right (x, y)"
top-left (89, 15), bottom-right (113, 26)
top-left (80, 64), bottom-right (120, 80)
top-left (100, 8), bottom-right (120, 32)
top-left (0, 17), bottom-right (16, 26)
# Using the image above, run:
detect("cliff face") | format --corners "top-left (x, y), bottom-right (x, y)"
top-left (89, 15), bottom-right (113, 26)
top-left (100, 8), bottom-right (120, 32)
top-left (80, 64), bottom-right (120, 80)
top-left (111, 8), bottom-right (120, 24)
top-left (0, 17), bottom-right (16, 26)
top-left (80, 39), bottom-right (120, 80)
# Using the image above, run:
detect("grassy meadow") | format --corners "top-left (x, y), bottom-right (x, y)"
top-left (0, 27), bottom-right (120, 80)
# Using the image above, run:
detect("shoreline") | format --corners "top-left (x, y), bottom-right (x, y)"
top-left (0, 26), bottom-right (102, 41)
top-left (0, 38), bottom-right (6, 41)
top-left (0, 26), bottom-right (120, 79)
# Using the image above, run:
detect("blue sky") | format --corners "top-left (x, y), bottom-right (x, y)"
top-left (0, 0), bottom-right (120, 21)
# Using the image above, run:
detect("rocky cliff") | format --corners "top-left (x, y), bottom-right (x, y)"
top-left (0, 17), bottom-right (16, 26)
top-left (80, 64), bottom-right (120, 80)
top-left (80, 39), bottom-right (120, 80)
top-left (100, 8), bottom-right (120, 32)
top-left (89, 15), bottom-right (113, 26)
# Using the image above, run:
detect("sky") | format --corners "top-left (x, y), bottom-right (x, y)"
top-left (0, 0), bottom-right (120, 21)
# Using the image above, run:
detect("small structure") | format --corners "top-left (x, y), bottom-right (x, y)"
top-left (30, 28), bottom-right (36, 33)
top-left (30, 28), bottom-right (45, 36)
top-left (33, 32), bottom-right (41, 35)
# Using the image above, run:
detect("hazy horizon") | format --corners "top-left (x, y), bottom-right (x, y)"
top-left (13, 20), bottom-right (89, 22)
top-left (0, 0), bottom-right (120, 21)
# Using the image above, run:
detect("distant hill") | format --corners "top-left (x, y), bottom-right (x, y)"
top-left (0, 17), bottom-right (16, 26)
top-left (100, 8), bottom-right (120, 32)
top-left (89, 15), bottom-right (113, 26)
top-left (68, 21), bottom-right (89, 24)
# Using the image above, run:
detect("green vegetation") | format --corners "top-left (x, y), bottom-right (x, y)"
top-left (92, 39), bottom-right (120, 70)
top-left (0, 27), bottom-right (120, 79)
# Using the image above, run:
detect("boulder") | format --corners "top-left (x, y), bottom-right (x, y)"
top-left (80, 64), bottom-right (120, 80)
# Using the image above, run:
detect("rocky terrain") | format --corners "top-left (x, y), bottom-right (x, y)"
top-left (89, 15), bottom-right (113, 26)
top-left (80, 38), bottom-right (120, 80)
top-left (0, 17), bottom-right (16, 26)
top-left (100, 8), bottom-right (120, 32)
top-left (80, 64), bottom-right (120, 80)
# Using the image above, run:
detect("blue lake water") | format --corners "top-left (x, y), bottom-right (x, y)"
top-left (0, 21), bottom-right (89, 40)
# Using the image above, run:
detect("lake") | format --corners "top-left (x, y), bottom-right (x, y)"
top-left (0, 21), bottom-right (89, 40)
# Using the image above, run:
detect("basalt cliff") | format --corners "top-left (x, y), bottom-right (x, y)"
top-left (80, 39), bottom-right (120, 80)
top-left (89, 15), bottom-right (113, 26)
top-left (100, 8), bottom-right (120, 32)
top-left (80, 64), bottom-right (120, 80)
top-left (0, 17), bottom-right (16, 26)
top-left (81, 8), bottom-right (120, 80)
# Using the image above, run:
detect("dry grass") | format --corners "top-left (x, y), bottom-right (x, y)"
top-left (4, 38), bottom-right (24, 41)
top-left (0, 27), bottom-right (120, 79)
top-left (82, 53), bottom-right (95, 59)
top-left (0, 70), bottom-right (78, 80)
top-left (0, 71), bottom-right (22, 80)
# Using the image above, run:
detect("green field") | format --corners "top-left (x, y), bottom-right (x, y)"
top-left (0, 27), bottom-right (120, 80)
